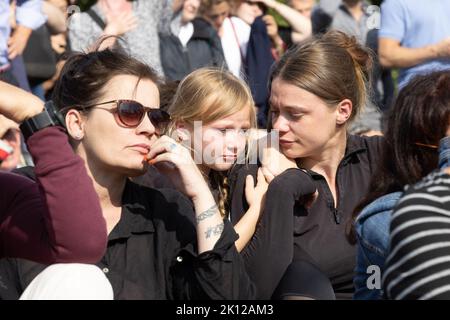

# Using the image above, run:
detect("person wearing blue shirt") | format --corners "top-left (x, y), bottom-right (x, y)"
top-left (0, 0), bottom-right (45, 84)
top-left (378, 0), bottom-right (450, 89)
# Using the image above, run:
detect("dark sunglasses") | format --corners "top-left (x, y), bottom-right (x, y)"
top-left (83, 100), bottom-right (171, 134)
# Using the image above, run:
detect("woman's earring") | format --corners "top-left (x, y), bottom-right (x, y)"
top-left (73, 133), bottom-right (83, 140)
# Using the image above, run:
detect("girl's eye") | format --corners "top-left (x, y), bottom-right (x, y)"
top-left (216, 128), bottom-right (227, 134)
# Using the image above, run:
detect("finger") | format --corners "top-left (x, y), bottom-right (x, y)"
top-left (147, 151), bottom-right (177, 167)
top-left (304, 190), bottom-right (319, 209)
top-left (244, 174), bottom-right (255, 202)
top-left (261, 166), bottom-right (274, 184)
top-left (147, 136), bottom-right (180, 159)
top-left (245, 174), bottom-right (255, 188)
top-left (146, 143), bottom-right (170, 162)
top-left (8, 48), bottom-right (18, 60)
top-left (125, 16), bottom-right (138, 25)
top-left (127, 22), bottom-right (138, 31)
top-left (256, 168), bottom-right (268, 186)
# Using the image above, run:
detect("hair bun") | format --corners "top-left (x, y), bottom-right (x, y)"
top-left (323, 30), bottom-right (373, 74)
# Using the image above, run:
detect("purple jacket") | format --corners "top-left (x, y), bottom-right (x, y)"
top-left (0, 126), bottom-right (107, 263)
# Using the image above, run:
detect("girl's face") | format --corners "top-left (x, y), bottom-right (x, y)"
top-left (269, 78), bottom-right (340, 160)
top-left (182, 107), bottom-right (252, 173)
top-left (236, 1), bottom-right (264, 25)
top-left (75, 75), bottom-right (160, 177)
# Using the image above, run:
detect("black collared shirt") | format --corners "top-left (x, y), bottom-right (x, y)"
top-left (0, 180), bottom-right (255, 300)
top-left (294, 135), bottom-right (382, 299)
top-left (228, 134), bottom-right (383, 299)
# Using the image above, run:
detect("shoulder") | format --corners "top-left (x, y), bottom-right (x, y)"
top-left (394, 170), bottom-right (450, 215)
top-left (69, 8), bottom-right (100, 26)
top-left (355, 192), bottom-right (402, 257)
top-left (192, 18), bottom-right (214, 31)
top-left (331, 5), bottom-right (348, 21)
top-left (192, 18), bottom-right (219, 40)
top-left (381, 0), bottom-right (406, 11)
top-left (356, 192), bottom-right (403, 228)
top-left (348, 134), bottom-right (384, 160)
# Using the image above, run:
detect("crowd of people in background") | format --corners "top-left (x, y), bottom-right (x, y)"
top-left (0, 0), bottom-right (449, 300)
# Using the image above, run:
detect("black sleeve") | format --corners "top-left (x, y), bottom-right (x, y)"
top-left (0, 258), bottom-right (47, 300)
top-left (177, 219), bottom-right (257, 300)
top-left (155, 188), bottom-right (256, 300)
top-left (228, 165), bottom-right (316, 299)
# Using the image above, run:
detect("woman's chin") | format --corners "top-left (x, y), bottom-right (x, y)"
top-left (209, 162), bottom-right (234, 172)
top-left (281, 148), bottom-right (302, 160)
top-left (121, 161), bottom-right (148, 177)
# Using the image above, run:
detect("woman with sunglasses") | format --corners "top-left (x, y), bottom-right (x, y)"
top-left (0, 47), bottom-right (254, 300)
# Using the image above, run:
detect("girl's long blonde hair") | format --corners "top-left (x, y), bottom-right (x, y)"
top-left (168, 67), bottom-right (257, 218)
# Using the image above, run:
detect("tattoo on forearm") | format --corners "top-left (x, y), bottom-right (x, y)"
top-left (196, 204), bottom-right (218, 224)
top-left (204, 222), bottom-right (224, 239)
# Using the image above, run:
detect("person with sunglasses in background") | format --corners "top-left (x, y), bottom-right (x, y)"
top-left (0, 43), bottom-right (255, 300)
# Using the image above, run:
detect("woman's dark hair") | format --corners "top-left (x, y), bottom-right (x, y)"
top-left (348, 70), bottom-right (450, 243)
top-left (159, 80), bottom-right (180, 112)
top-left (52, 39), bottom-right (161, 114)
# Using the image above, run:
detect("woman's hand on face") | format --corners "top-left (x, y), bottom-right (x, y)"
top-left (245, 168), bottom-right (269, 209)
top-left (145, 135), bottom-right (208, 200)
top-left (261, 143), bottom-right (297, 183)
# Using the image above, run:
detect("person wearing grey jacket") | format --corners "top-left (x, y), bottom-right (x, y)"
top-left (68, 0), bottom-right (181, 76)
top-left (159, 0), bottom-right (226, 81)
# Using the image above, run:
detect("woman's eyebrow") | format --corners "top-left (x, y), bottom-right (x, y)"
top-left (285, 105), bottom-right (307, 112)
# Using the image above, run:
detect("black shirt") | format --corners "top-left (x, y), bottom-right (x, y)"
top-left (0, 180), bottom-right (255, 300)
top-left (228, 134), bottom-right (383, 299)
